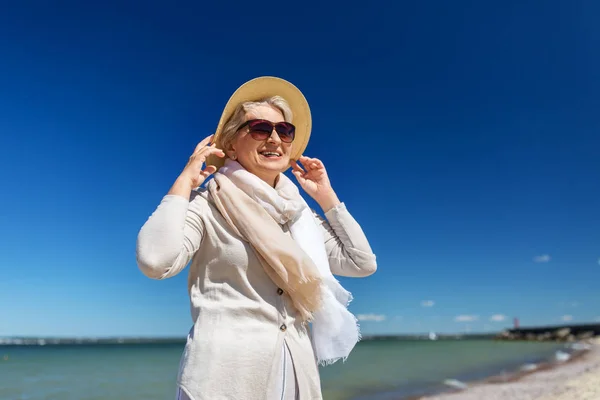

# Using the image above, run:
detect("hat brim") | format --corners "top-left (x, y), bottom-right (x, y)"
top-left (205, 76), bottom-right (312, 170)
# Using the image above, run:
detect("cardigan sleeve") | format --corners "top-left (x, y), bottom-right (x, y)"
top-left (136, 191), bottom-right (206, 279)
top-left (313, 202), bottom-right (377, 277)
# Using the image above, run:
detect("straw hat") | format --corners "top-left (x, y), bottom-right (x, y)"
top-left (206, 76), bottom-right (312, 170)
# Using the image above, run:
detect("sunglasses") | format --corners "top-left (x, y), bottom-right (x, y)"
top-left (237, 119), bottom-right (296, 143)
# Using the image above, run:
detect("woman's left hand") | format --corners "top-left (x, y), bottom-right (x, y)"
top-left (291, 156), bottom-right (340, 212)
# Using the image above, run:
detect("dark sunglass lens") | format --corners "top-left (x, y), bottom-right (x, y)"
top-left (275, 123), bottom-right (295, 142)
top-left (247, 121), bottom-right (271, 140)
top-left (275, 122), bottom-right (293, 134)
top-left (250, 132), bottom-right (270, 141)
top-left (278, 132), bottom-right (294, 143)
top-left (248, 121), bottom-right (273, 133)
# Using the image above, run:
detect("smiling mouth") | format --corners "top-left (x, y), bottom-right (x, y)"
top-left (259, 151), bottom-right (282, 158)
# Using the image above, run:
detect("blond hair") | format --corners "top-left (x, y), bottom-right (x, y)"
top-left (216, 96), bottom-right (293, 152)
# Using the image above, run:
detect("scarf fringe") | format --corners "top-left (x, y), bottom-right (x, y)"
top-left (317, 318), bottom-right (363, 367)
top-left (314, 277), bottom-right (363, 366)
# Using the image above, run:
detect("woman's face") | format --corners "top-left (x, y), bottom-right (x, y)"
top-left (228, 105), bottom-right (293, 186)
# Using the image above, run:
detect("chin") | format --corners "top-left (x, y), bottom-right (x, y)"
top-left (257, 156), bottom-right (290, 172)
top-left (259, 163), bottom-right (288, 175)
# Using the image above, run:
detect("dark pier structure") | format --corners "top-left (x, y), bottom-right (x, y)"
top-left (510, 323), bottom-right (600, 336)
top-left (498, 322), bottom-right (600, 342)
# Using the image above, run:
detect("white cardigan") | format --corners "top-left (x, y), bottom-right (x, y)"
top-left (136, 188), bottom-right (377, 400)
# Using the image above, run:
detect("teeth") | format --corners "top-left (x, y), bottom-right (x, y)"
top-left (261, 151), bottom-right (281, 157)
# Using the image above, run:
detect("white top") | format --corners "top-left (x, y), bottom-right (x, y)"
top-left (136, 189), bottom-right (377, 400)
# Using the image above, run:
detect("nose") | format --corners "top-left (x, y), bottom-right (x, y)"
top-left (266, 128), bottom-right (281, 144)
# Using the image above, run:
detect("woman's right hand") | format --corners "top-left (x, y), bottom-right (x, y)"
top-left (168, 135), bottom-right (225, 197)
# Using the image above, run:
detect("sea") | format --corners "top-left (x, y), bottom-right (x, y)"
top-left (0, 338), bottom-right (569, 400)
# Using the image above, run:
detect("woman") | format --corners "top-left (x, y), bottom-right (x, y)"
top-left (136, 76), bottom-right (377, 400)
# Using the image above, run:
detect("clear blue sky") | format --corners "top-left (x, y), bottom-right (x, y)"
top-left (1, 1), bottom-right (599, 338)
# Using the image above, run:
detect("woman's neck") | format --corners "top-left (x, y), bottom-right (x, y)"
top-left (236, 160), bottom-right (279, 187)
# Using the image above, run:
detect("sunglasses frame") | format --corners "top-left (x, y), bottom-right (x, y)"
top-left (236, 119), bottom-right (296, 143)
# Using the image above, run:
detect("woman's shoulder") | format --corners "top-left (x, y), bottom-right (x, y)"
top-left (191, 186), bottom-right (210, 200)
top-left (189, 187), bottom-right (212, 211)
top-left (188, 186), bottom-right (225, 225)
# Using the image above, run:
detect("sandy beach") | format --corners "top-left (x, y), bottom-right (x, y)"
top-left (422, 338), bottom-right (600, 400)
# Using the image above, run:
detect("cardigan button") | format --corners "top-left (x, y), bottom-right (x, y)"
top-left (277, 288), bottom-right (284, 295)
top-left (280, 324), bottom-right (287, 332)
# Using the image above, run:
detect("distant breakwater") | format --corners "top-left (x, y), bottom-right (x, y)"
top-left (496, 323), bottom-right (600, 342)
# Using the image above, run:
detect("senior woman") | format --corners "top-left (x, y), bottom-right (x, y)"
top-left (136, 76), bottom-right (377, 400)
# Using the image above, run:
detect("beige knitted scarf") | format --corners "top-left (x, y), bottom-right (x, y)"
top-left (208, 164), bottom-right (323, 321)
top-left (207, 159), bottom-right (360, 365)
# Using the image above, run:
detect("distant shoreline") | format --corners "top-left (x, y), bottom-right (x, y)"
top-left (0, 334), bottom-right (500, 346)
top-left (4, 322), bottom-right (598, 346)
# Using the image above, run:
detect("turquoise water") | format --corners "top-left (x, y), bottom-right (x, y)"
top-left (0, 339), bottom-right (567, 400)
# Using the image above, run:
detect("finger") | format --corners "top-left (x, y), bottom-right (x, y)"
top-left (188, 148), bottom-right (223, 171)
top-left (291, 169), bottom-right (305, 181)
top-left (202, 145), bottom-right (225, 156)
top-left (303, 157), bottom-right (322, 169)
top-left (195, 147), bottom-right (225, 162)
top-left (311, 158), bottom-right (324, 168)
top-left (193, 142), bottom-right (220, 159)
top-left (194, 134), bottom-right (214, 153)
top-left (299, 156), bottom-right (319, 170)
top-left (291, 163), bottom-right (306, 177)
top-left (199, 150), bottom-right (225, 175)
top-left (295, 158), bottom-right (312, 172)
top-left (290, 160), bottom-right (305, 173)
top-left (201, 165), bottom-right (217, 176)
top-left (303, 161), bottom-right (318, 172)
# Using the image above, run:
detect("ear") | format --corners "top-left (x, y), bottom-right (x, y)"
top-left (224, 141), bottom-right (237, 160)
